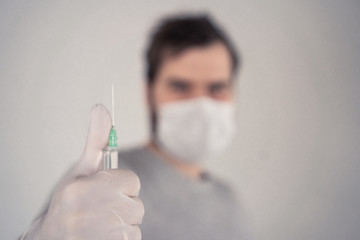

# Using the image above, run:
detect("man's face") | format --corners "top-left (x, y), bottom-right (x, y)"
top-left (149, 42), bottom-right (234, 110)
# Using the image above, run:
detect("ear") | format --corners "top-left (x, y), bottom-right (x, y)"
top-left (143, 81), bottom-right (157, 136)
top-left (144, 82), bottom-right (155, 111)
top-left (145, 82), bottom-right (151, 106)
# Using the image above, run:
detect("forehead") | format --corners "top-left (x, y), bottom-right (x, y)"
top-left (157, 42), bottom-right (232, 82)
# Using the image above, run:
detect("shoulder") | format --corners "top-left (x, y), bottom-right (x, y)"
top-left (205, 172), bottom-right (241, 205)
top-left (117, 145), bottom-right (146, 166)
top-left (116, 144), bottom-right (157, 175)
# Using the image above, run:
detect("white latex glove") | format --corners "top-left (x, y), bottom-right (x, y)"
top-left (21, 104), bottom-right (144, 240)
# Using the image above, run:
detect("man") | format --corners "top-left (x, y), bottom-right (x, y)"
top-left (21, 13), bottom-right (250, 239)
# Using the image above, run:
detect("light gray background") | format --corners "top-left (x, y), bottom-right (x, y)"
top-left (1, 0), bottom-right (359, 239)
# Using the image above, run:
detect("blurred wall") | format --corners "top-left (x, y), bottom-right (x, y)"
top-left (1, 0), bottom-right (359, 239)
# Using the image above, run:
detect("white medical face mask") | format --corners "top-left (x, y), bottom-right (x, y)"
top-left (155, 97), bottom-right (237, 164)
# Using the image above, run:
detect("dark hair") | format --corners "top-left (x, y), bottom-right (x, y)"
top-left (144, 13), bottom-right (240, 84)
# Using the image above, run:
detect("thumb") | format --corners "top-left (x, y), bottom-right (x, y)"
top-left (75, 104), bottom-right (113, 176)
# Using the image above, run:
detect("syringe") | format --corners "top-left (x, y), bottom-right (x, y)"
top-left (101, 84), bottom-right (119, 170)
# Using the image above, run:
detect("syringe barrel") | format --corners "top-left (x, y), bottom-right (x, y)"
top-left (101, 147), bottom-right (119, 170)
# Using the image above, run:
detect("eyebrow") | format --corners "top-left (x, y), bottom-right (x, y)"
top-left (209, 81), bottom-right (231, 86)
top-left (167, 77), bottom-right (231, 83)
top-left (166, 77), bottom-right (193, 83)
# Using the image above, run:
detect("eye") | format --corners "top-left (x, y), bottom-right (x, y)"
top-left (169, 81), bottom-right (190, 93)
top-left (209, 83), bottom-right (228, 96)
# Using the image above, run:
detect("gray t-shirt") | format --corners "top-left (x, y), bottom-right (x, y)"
top-left (117, 145), bottom-right (251, 240)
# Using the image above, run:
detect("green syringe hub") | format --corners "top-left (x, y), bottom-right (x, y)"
top-left (109, 126), bottom-right (118, 148)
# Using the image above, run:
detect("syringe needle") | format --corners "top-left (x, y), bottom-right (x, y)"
top-left (111, 83), bottom-right (115, 126)
top-left (101, 83), bottom-right (119, 170)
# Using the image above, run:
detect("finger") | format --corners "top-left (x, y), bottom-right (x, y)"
top-left (77, 104), bottom-right (112, 176)
top-left (106, 225), bottom-right (141, 240)
top-left (108, 197), bottom-right (144, 225)
top-left (94, 169), bottom-right (141, 197)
